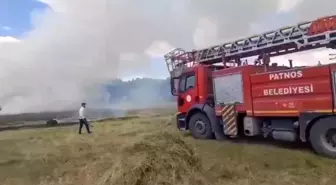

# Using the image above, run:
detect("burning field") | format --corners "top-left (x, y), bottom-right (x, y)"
top-left (0, 110), bottom-right (336, 185)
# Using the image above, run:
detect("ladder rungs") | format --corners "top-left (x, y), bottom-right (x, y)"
top-left (164, 15), bottom-right (336, 76)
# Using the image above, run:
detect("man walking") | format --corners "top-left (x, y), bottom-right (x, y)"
top-left (78, 102), bottom-right (91, 134)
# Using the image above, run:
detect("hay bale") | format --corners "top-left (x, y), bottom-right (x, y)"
top-left (110, 132), bottom-right (208, 185)
top-left (46, 119), bottom-right (58, 126)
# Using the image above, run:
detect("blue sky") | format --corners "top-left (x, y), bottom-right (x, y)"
top-left (0, 0), bottom-right (48, 37)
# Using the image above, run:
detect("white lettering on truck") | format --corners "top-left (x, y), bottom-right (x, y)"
top-left (269, 70), bottom-right (303, 80)
top-left (263, 84), bottom-right (314, 96)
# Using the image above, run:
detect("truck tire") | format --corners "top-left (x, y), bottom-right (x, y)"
top-left (309, 117), bottom-right (336, 158)
top-left (189, 113), bottom-right (214, 139)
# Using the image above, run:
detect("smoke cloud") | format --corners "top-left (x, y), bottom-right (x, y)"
top-left (0, 0), bottom-right (335, 114)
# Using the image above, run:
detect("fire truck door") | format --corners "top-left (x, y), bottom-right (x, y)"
top-left (177, 72), bottom-right (197, 113)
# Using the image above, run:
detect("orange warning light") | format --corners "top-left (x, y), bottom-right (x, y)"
top-left (308, 15), bottom-right (336, 35)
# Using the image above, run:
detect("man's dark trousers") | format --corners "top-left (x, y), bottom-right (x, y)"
top-left (79, 118), bottom-right (91, 134)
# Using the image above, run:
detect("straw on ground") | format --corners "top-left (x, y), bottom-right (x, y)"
top-left (0, 114), bottom-right (336, 185)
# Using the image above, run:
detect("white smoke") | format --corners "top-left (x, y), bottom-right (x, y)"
top-left (0, 0), bottom-right (335, 114)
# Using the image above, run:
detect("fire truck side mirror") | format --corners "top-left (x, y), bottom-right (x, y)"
top-left (170, 78), bottom-right (179, 96)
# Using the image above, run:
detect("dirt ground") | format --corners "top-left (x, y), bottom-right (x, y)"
top-left (0, 113), bottom-right (336, 185)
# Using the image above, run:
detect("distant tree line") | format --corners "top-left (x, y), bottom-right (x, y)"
top-left (0, 78), bottom-right (175, 124)
top-left (104, 78), bottom-right (174, 107)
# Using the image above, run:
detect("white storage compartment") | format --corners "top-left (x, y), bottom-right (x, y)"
top-left (243, 116), bottom-right (261, 136)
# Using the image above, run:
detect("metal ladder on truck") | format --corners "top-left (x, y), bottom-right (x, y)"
top-left (164, 15), bottom-right (336, 76)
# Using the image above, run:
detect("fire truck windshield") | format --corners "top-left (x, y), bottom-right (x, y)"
top-left (213, 74), bottom-right (243, 105)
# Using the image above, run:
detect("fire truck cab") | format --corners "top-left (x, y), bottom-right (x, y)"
top-left (165, 15), bottom-right (336, 158)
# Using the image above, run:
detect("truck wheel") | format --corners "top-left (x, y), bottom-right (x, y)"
top-left (189, 113), bottom-right (213, 139)
top-left (309, 117), bottom-right (336, 158)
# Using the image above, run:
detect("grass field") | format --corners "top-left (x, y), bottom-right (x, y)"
top-left (0, 112), bottom-right (336, 185)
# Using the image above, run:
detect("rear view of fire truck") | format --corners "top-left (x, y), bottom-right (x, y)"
top-left (164, 15), bottom-right (336, 158)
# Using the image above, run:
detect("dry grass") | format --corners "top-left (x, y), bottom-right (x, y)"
top-left (0, 113), bottom-right (336, 185)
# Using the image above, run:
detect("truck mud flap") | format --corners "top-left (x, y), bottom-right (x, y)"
top-left (221, 104), bottom-right (238, 136)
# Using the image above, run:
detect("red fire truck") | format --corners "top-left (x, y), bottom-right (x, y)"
top-left (164, 15), bottom-right (336, 158)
